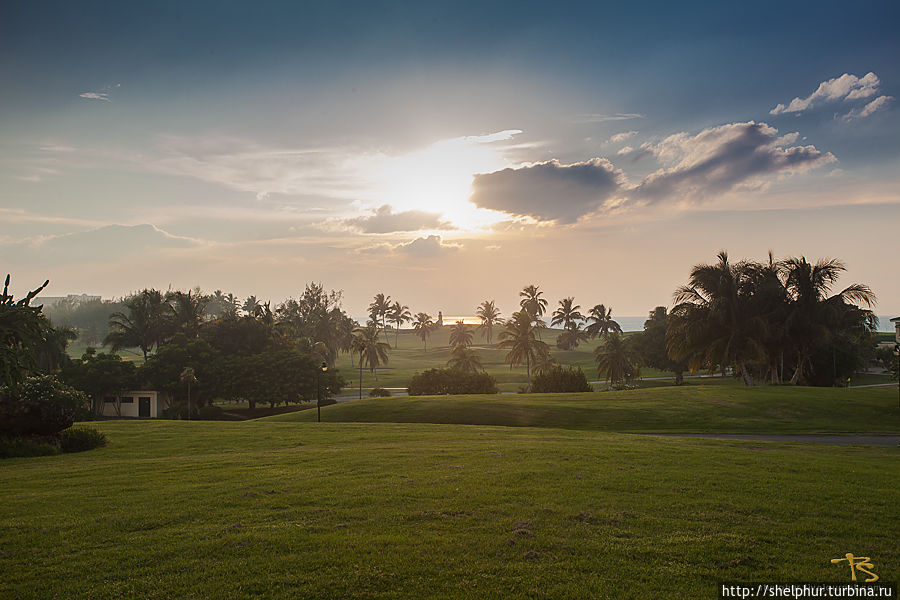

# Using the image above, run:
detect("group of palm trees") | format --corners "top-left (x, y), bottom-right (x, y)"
top-left (666, 252), bottom-right (876, 386)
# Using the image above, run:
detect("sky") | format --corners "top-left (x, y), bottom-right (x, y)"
top-left (2, 0), bottom-right (899, 322)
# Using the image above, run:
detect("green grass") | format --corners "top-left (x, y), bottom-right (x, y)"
top-left (267, 385), bottom-right (900, 434)
top-left (1, 419), bottom-right (897, 599)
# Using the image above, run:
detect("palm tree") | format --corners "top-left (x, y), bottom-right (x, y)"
top-left (242, 295), bottom-right (260, 316)
top-left (594, 333), bottom-right (640, 387)
top-left (352, 325), bottom-right (391, 399)
top-left (448, 320), bottom-right (473, 349)
top-left (585, 304), bottom-right (621, 339)
top-left (782, 256), bottom-right (876, 384)
top-left (666, 251), bottom-right (766, 386)
top-left (104, 289), bottom-right (172, 360)
top-left (519, 285), bottom-right (548, 319)
top-left (388, 301), bottom-right (412, 349)
top-left (447, 345), bottom-right (483, 373)
top-left (369, 293), bottom-right (392, 338)
top-left (498, 309), bottom-right (550, 386)
top-left (475, 300), bottom-right (504, 344)
top-left (412, 312), bottom-right (435, 351)
top-left (168, 289), bottom-right (208, 338)
top-left (551, 297), bottom-right (583, 330)
top-left (556, 324), bottom-right (589, 351)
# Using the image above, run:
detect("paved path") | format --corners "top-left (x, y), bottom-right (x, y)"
top-left (628, 433), bottom-right (900, 446)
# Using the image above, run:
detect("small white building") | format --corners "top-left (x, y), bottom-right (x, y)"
top-left (892, 316), bottom-right (900, 343)
top-left (100, 391), bottom-right (166, 418)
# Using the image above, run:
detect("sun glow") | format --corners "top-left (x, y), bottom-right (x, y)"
top-left (361, 130), bottom-right (521, 232)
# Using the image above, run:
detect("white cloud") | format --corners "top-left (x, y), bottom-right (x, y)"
top-left (842, 95), bottom-right (894, 121)
top-left (79, 92), bottom-right (110, 102)
top-left (616, 146), bottom-right (634, 156)
top-left (608, 131), bottom-right (638, 144)
top-left (770, 72), bottom-right (881, 114)
top-left (342, 205), bottom-right (453, 234)
top-left (395, 235), bottom-right (460, 258)
top-left (632, 121), bottom-right (836, 205)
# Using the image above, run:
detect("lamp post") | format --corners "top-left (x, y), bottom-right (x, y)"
top-left (317, 362), bottom-right (328, 423)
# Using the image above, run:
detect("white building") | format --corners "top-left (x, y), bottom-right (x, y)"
top-left (891, 316), bottom-right (900, 343)
top-left (100, 391), bottom-right (166, 418)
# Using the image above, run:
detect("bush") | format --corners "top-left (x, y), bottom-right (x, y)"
top-left (59, 427), bottom-right (107, 453)
top-left (530, 366), bottom-right (592, 393)
top-left (408, 368), bottom-right (498, 396)
top-left (0, 435), bottom-right (58, 459)
top-left (369, 387), bottom-right (392, 397)
top-left (0, 375), bottom-right (90, 436)
top-left (164, 402), bottom-right (190, 420)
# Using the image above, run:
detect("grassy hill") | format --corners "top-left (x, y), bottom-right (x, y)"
top-left (265, 385), bottom-right (900, 434)
top-left (2, 419), bottom-right (898, 599)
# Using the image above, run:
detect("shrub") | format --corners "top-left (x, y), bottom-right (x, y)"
top-left (408, 368), bottom-right (498, 396)
top-left (369, 387), bottom-right (392, 397)
top-left (59, 427), bottom-right (107, 453)
top-left (0, 375), bottom-right (90, 436)
top-left (0, 435), bottom-right (58, 459)
top-left (530, 366), bottom-right (592, 393)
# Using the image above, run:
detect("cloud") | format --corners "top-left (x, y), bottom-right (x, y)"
top-left (469, 158), bottom-right (624, 224)
top-left (395, 235), bottom-right (460, 258)
top-left (770, 72), bottom-right (881, 114)
top-left (32, 224), bottom-right (200, 264)
top-left (79, 83), bottom-right (120, 102)
top-left (616, 146), bottom-right (634, 156)
top-left (842, 95), bottom-right (893, 121)
top-left (573, 113), bottom-right (644, 123)
top-left (631, 121), bottom-right (836, 205)
top-left (79, 92), bottom-right (110, 101)
top-left (342, 205), bottom-right (453, 233)
top-left (608, 131), bottom-right (638, 144)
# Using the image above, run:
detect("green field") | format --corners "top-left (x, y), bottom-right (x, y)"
top-left (2, 386), bottom-right (899, 598)
top-left (269, 385), bottom-right (900, 434)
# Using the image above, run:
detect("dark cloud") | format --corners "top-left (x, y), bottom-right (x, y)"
top-left (395, 235), bottom-right (460, 258)
top-left (343, 205), bottom-right (453, 234)
top-left (469, 158), bottom-right (624, 223)
top-left (631, 121), bottom-right (836, 205)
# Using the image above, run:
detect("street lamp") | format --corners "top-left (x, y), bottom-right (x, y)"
top-left (317, 362), bottom-right (328, 423)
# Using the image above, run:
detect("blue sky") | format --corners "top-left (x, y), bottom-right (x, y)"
top-left (2, 1), bottom-right (898, 318)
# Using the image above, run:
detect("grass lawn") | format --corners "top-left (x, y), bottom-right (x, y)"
top-left (1, 419), bottom-right (898, 599)
top-left (267, 385), bottom-right (900, 434)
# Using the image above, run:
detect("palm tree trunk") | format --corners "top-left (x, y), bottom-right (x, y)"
top-left (359, 363), bottom-right (363, 399)
top-left (739, 361), bottom-right (754, 386)
top-left (790, 351), bottom-right (804, 385)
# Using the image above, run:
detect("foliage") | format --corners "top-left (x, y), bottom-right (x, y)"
top-left (629, 307), bottom-right (688, 384)
top-left (0, 434), bottom-right (58, 458)
top-left (667, 251), bottom-right (876, 386)
top-left (498, 310), bottom-right (550, 384)
top-left (43, 297), bottom-right (127, 347)
top-left (446, 345), bottom-right (483, 373)
top-left (201, 314), bottom-right (275, 356)
top-left (59, 426), bottom-right (107, 453)
top-left (104, 289), bottom-right (173, 360)
top-left (0, 275), bottom-right (49, 389)
top-left (0, 375), bottom-right (90, 436)
top-left (59, 349), bottom-right (137, 415)
top-left (529, 365), bottom-right (592, 393)
top-left (215, 349), bottom-right (344, 409)
top-left (387, 301), bottom-right (412, 349)
top-left (137, 335), bottom-right (219, 409)
top-left (584, 304), bottom-right (621, 339)
top-left (408, 367), bottom-right (498, 395)
top-left (196, 404), bottom-right (224, 420)
top-left (369, 387), bottom-right (392, 397)
top-left (412, 312), bottom-right (435, 351)
top-left (594, 333), bottom-right (640, 388)
top-left (475, 300), bottom-right (504, 344)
